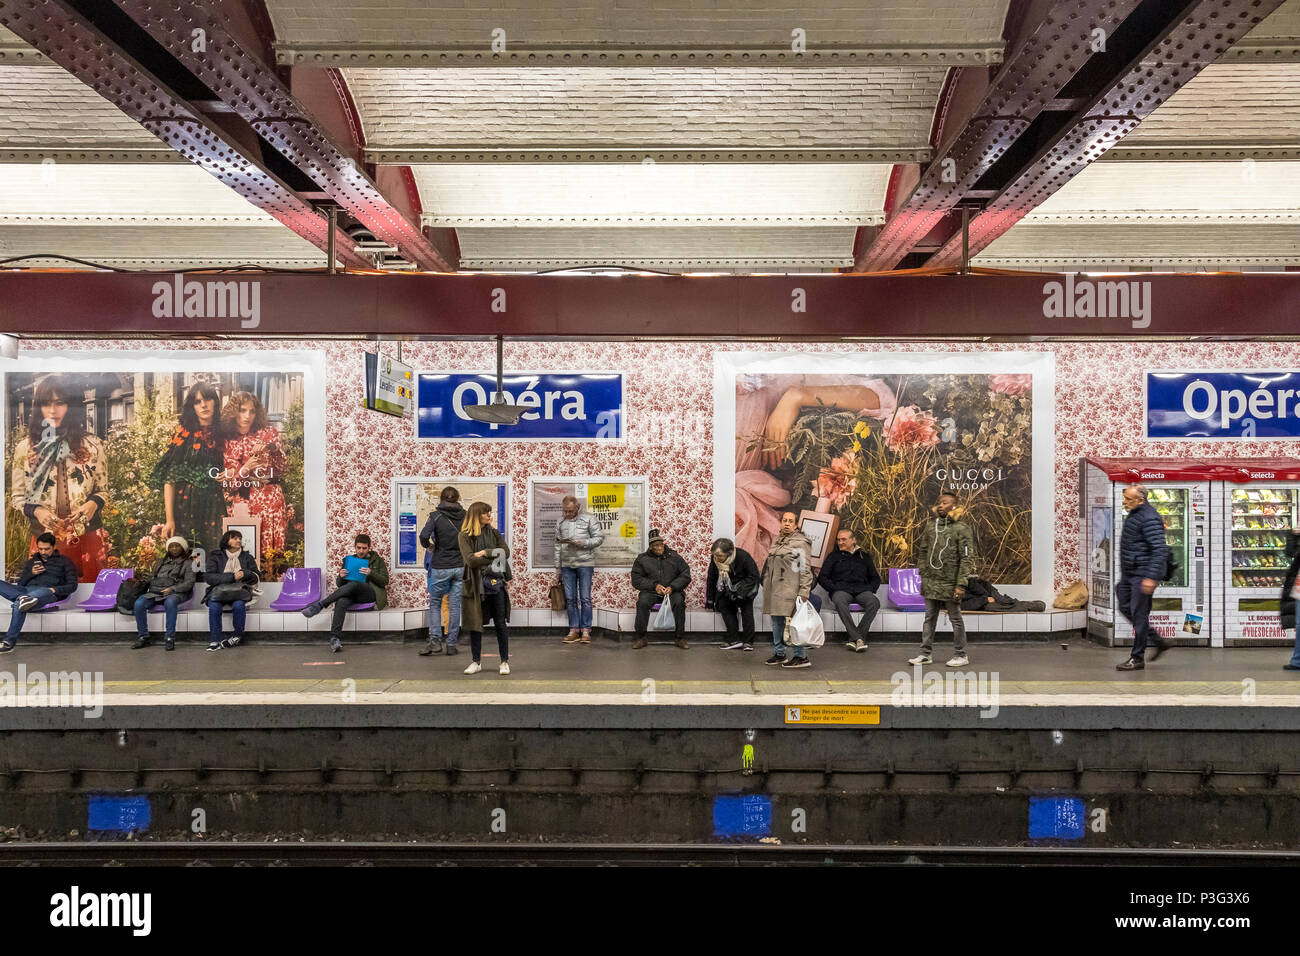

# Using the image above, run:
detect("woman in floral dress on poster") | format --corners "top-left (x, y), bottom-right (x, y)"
top-left (153, 382), bottom-right (226, 556)
top-left (220, 391), bottom-right (290, 563)
top-left (9, 374), bottom-right (110, 581)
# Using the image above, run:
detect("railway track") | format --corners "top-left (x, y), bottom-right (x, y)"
top-left (2, 842), bottom-right (1297, 866)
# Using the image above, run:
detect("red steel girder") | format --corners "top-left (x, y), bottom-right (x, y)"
top-left (0, 0), bottom-right (369, 271)
top-left (115, 0), bottom-right (454, 272)
top-left (926, 0), bottom-right (1286, 268)
top-left (856, 0), bottom-right (1144, 272)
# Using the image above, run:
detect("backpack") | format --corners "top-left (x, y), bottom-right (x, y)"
top-left (115, 577), bottom-right (149, 613)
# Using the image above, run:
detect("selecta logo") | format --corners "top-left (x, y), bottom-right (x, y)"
top-left (151, 274), bottom-right (261, 328)
top-left (1131, 470), bottom-right (1165, 479)
top-left (1240, 468), bottom-right (1276, 479)
top-left (1042, 274), bottom-right (1151, 328)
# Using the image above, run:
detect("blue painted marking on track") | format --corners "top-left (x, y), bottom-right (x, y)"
top-left (713, 794), bottom-right (772, 839)
top-left (1028, 796), bottom-right (1086, 841)
top-left (87, 795), bottom-right (151, 833)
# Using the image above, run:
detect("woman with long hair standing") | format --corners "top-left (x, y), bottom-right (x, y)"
top-left (220, 390), bottom-right (290, 562)
top-left (457, 501), bottom-right (512, 675)
top-left (9, 374), bottom-right (109, 582)
top-left (153, 381), bottom-right (225, 556)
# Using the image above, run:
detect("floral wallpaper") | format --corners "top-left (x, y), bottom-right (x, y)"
top-left (20, 338), bottom-right (1300, 608)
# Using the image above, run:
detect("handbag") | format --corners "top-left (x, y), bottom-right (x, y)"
top-left (208, 582), bottom-right (252, 603)
top-left (115, 577), bottom-right (148, 614)
top-left (549, 582), bottom-right (567, 612)
top-left (787, 596), bottom-right (825, 647)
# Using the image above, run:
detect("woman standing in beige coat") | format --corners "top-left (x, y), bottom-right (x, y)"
top-left (458, 501), bottom-right (512, 675)
top-left (762, 511), bottom-right (814, 668)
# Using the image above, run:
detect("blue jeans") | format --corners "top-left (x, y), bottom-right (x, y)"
top-left (134, 593), bottom-right (182, 638)
top-left (208, 599), bottom-right (247, 639)
top-left (561, 565), bottom-right (594, 630)
top-left (1290, 631), bottom-right (1300, 668)
top-left (427, 566), bottom-right (463, 645)
top-left (770, 615), bottom-right (807, 660)
top-left (0, 581), bottom-right (55, 643)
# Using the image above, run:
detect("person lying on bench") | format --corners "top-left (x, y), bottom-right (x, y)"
top-left (302, 533), bottom-right (389, 654)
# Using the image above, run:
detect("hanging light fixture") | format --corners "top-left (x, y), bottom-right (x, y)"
top-left (462, 333), bottom-right (522, 425)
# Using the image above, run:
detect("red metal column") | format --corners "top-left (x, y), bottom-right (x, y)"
top-left (115, 0), bottom-right (454, 272)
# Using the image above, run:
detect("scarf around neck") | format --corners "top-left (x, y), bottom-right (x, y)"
top-left (26, 428), bottom-right (72, 503)
top-left (714, 550), bottom-right (736, 590)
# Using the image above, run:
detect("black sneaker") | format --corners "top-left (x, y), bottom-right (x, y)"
top-left (1116, 658), bottom-right (1144, 670)
top-left (719, 640), bottom-right (744, 651)
top-left (742, 643), bottom-right (754, 652)
top-left (131, 636), bottom-right (150, 650)
top-left (221, 635), bottom-right (243, 649)
top-left (0, 642), bottom-right (14, 654)
top-left (301, 601), bottom-right (323, 619)
top-left (419, 639), bottom-right (442, 656)
top-left (164, 637), bottom-right (175, 652)
top-left (207, 641), bottom-right (222, 652)
top-left (330, 637), bottom-right (343, 653)
top-left (445, 644), bottom-right (459, 656)
top-left (781, 657), bottom-right (811, 668)
top-left (764, 654), bottom-right (786, 665)
top-left (15, 595), bottom-right (39, 612)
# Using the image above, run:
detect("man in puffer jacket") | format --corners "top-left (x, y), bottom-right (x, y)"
top-left (556, 495), bottom-right (605, 644)
top-left (910, 493), bottom-right (976, 668)
top-left (131, 535), bottom-right (196, 651)
top-left (630, 529), bottom-right (691, 649)
top-left (1116, 484), bottom-right (1171, 670)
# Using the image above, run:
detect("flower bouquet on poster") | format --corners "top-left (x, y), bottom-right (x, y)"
top-left (5, 368), bottom-right (306, 582)
top-left (734, 366), bottom-right (1035, 584)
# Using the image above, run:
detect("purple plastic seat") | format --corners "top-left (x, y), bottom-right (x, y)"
top-left (32, 595), bottom-right (71, 611)
top-left (269, 567), bottom-right (321, 611)
top-left (77, 568), bottom-right (134, 611)
top-left (346, 602), bottom-right (376, 612)
top-left (888, 568), bottom-right (926, 611)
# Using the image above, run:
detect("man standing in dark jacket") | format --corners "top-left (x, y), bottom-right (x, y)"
top-left (1116, 484), bottom-right (1171, 670)
top-left (817, 529), bottom-right (881, 652)
top-left (0, 532), bottom-right (77, 651)
top-left (630, 529), bottom-right (691, 649)
top-left (419, 485), bottom-right (466, 656)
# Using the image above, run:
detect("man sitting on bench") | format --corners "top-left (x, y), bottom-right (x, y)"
top-left (817, 528), bottom-right (881, 653)
top-left (0, 532), bottom-right (77, 652)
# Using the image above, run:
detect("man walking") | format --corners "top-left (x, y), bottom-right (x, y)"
top-left (1116, 484), bottom-right (1170, 670)
top-left (419, 485), bottom-right (465, 656)
top-left (909, 493), bottom-right (975, 667)
top-left (817, 528), bottom-right (881, 652)
top-left (630, 529), bottom-right (691, 649)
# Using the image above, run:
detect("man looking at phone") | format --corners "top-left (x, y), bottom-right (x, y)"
top-left (556, 494), bottom-right (605, 643)
top-left (0, 532), bottom-right (78, 652)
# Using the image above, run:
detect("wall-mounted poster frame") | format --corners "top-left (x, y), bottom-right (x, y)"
top-left (527, 476), bottom-right (649, 572)
top-left (391, 476), bottom-right (510, 572)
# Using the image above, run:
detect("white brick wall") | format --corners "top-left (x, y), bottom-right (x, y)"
top-left (268, 0), bottom-right (1008, 48)
top-left (345, 66), bottom-right (944, 149)
top-left (411, 162), bottom-right (891, 224)
top-left (1125, 64), bottom-right (1300, 145)
top-left (0, 65), bottom-right (166, 149)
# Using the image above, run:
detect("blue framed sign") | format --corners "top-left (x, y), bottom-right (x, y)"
top-left (1147, 371), bottom-right (1300, 439)
top-left (416, 372), bottom-right (624, 440)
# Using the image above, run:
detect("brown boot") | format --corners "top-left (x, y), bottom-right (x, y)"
top-left (580, 629), bottom-right (591, 643)
top-left (562, 630), bottom-right (582, 644)
top-left (632, 637), bottom-right (647, 649)
top-left (675, 638), bottom-right (689, 650)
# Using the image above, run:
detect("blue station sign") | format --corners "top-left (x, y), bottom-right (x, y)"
top-left (1147, 371), bottom-right (1300, 439)
top-left (416, 372), bottom-right (624, 439)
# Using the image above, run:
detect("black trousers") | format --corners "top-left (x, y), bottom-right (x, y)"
top-left (1116, 574), bottom-right (1156, 660)
top-left (715, 592), bottom-right (755, 642)
top-left (320, 580), bottom-right (375, 638)
top-left (635, 589), bottom-right (685, 639)
top-left (470, 589), bottom-right (510, 663)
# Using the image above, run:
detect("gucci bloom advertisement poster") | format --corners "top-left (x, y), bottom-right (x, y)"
top-left (714, 352), bottom-right (1056, 595)
top-left (4, 353), bottom-right (324, 583)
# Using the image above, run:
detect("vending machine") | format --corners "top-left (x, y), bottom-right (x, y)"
top-left (1082, 459), bottom-right (1212, 647)
top-left (1213, 460), bottom-right (1300, 646)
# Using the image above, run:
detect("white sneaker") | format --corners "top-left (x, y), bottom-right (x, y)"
top-left (907, 654), bottom-right (932, 665)
top-left (499, 661), bottom-right (510, 675)
top-left (463, 661), bottom-right (482, 674)
top-left (946, 655), bottom-right (969, 667)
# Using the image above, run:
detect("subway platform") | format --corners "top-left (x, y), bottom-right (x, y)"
top-left (1, 635), bottom-right (1296, 731)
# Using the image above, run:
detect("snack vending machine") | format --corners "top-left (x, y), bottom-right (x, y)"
top-left (1082, 459), bottom-right (1212, 647)
top-left (1214, 461), bottom-right (1300, 646)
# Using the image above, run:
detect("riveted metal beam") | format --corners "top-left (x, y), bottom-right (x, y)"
top-left (855, 0), bottom-right (1146, 272)
top-left (925, 0), bottom-right (1289, 269)
top-left (0, 0), bottom-right (369, 270)
top-left (115, 0), bottom-right (454, 272)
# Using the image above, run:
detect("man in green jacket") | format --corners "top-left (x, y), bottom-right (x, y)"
top-left (302, 533), bottom-right (389, 653)
top-left (909, 493), bottom-right (976, 667)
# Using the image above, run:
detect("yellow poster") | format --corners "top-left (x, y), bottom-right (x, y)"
top-left (587, 483), bottom-right (625, 510)
top-left (783, 705), bottom-right (880, 725)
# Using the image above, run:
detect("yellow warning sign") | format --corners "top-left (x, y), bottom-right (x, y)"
top-left (783, 705), bottom-right (880, 725)
top-left (619, 521), bottom-right (638, 538)
top-left (588, 483), bottom-right (625, 510)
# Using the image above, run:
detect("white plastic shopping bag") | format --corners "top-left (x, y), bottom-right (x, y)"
top-left (787, 596), bottom-right (825, 648)
top-left (650, 596), bottom-right (676, 630)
